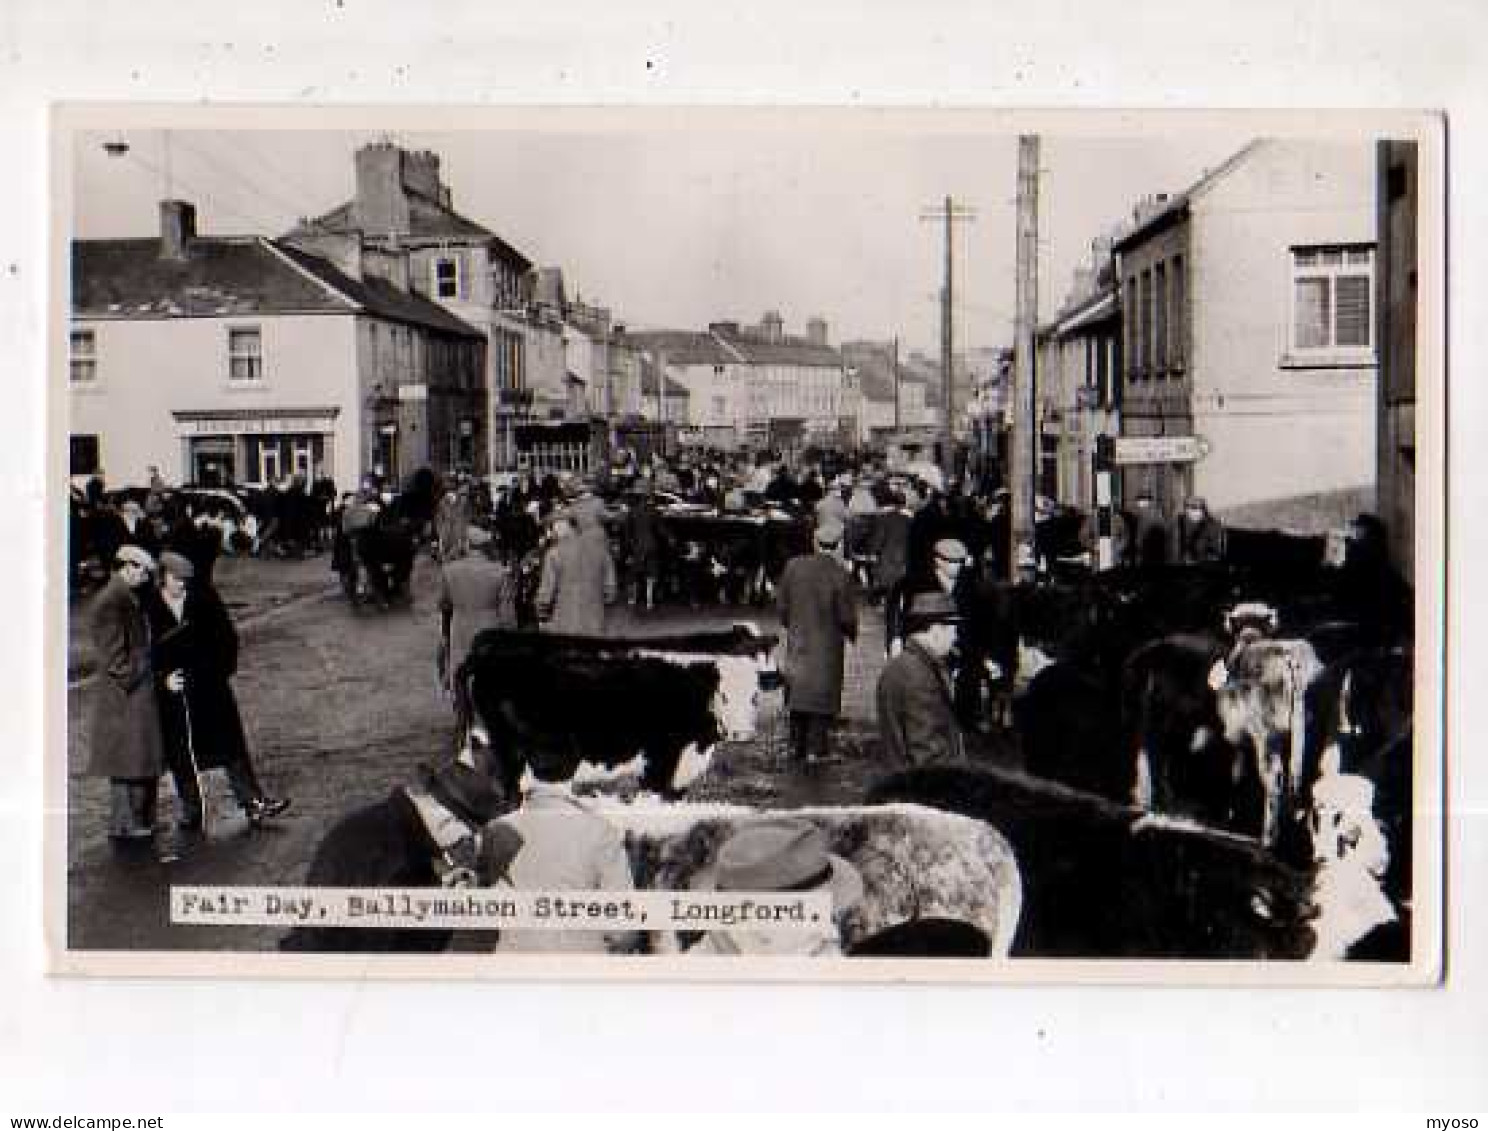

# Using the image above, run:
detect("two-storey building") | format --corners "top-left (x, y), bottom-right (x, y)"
top-left (70, 199), bottom-right (485, 490)
top-left (1113, 139), bottom-right (1378, 533)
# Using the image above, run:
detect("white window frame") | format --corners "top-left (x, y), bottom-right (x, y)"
top-left (69, 328), bottom-right (98, 385)
top-left (1288, 244), bottom-right (1376, 363)
top-left (227, 326), bottom-right (264, 383)
top-left (432, 255), bottom-right (462, 300)
top-left (259, 445), bottom-right (283, 485)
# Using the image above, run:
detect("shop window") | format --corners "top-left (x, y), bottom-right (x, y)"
top-left (1291, 245), bottom-right (1375, 357)
top-left (228, 327), bottom-right (263, 382)
top-left (69, 329), bottom-right (97, 384)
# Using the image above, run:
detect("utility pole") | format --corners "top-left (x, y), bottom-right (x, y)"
top-left (892, 336), bottom-right (901, 431)
top-left (1010, 134), bottom-right (1040, 580)
top-left (921, 196), bottom-right (976, 484)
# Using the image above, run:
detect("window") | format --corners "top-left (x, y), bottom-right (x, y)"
top-left (69, 329), bottom-right (96, 384)
top-left (228, 327), bottom-right (263, 382)
top-left (1170, 256), bottom-right (1186, 368)
top-left (1153, 262), bottom-right (1168, 374)
top-left (433, 256), bottom-right (461, 300)
top-left (69, 434), bottom-right (100, 476)
top-left (1292, 245), bottom-right (1375, 356)
top-left (712, 395), bottom-right (726, 418)
top-left (1138, 270), bottom-right (1153, 378)
top-left (1125, 277), bottom-right (1139, 382)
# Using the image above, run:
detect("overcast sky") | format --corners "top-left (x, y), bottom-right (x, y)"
top-left (72, 119), bottom-right (1248, 355)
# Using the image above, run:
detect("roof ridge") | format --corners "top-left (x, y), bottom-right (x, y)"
top-left (261, 239), bottom-right (362, 313)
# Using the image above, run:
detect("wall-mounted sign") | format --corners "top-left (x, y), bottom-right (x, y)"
top-left (397, 383), bottom-right (428, 402)
top-left (1112, 435), bottom-right (1208, 465)
top-left (174, 415), bottom-right (335, 436)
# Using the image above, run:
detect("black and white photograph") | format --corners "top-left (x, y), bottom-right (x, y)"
top-left (49, 107), bottom-right (1443, 979)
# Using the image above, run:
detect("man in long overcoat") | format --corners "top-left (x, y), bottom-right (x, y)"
top-left (536, 508), bottom-right (617, 636)
top-left (87, 545), bottom-right (165, 840)
top-left (775, 517), bottom-right (858, 765)
top-left (145, 551), bottom-right (289, 831)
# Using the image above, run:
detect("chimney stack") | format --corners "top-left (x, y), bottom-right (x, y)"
top-left (352, 142), bottom-right (412, 237)
top-left (761, 310), bottom-right (784, 343)
top-left (805, 317), bottom-right (828, 346)
top-left (159, 200), bottom-right (196, 261)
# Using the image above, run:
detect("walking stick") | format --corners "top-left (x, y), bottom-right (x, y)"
top-left (177, 679), bottom-right (211, 837)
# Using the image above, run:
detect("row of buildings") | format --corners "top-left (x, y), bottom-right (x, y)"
top-left (1018, 138), bottom-right (1410, 542)
top-left (67, 140), bottom-right (955, 492)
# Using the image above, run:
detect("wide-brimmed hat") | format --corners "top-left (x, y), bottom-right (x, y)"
top-left (158, 550), bottom-right (195, 580)
top-left (416, 761), bottom-right (508, 829)
top-left (114, 544), bottom-right (156, 573)
top-left (903, 591), bottom-right (964, 634)
top-left (695, 817), bottom-right (864, 912)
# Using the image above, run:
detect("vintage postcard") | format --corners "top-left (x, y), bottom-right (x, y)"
top-left (46, 105), bottom-right (1445, 983)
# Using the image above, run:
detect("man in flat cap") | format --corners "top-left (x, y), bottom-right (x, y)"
top-left (87, 545), bottom-right (166, 842)
top-left (145, 549), bottom-right (290, 835)
top-left (775, 516), bottom-right (859, 767)
top-left (876, 591), bottom-right (968, 769)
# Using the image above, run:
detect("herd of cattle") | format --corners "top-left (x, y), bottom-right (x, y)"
top-left (451, 526), bottom-right (1414, 960)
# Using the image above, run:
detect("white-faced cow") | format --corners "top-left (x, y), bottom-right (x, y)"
top-left (456, 624), bottom-right (778, 798)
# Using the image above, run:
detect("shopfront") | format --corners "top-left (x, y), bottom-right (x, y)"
top-left (174, 407), bottom-right (340, 488)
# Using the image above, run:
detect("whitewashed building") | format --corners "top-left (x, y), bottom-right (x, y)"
top-left (70, 199), bottom-right (485, 490)
top-left (1114, 139), bottom-right (1378, 532)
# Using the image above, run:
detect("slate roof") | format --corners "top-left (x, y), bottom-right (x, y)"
top-left (624, 330), bottom-right (742, 367)
top-left (73, 236), bottom-right (482, 338)
top-left (292, 193), bottom-right (532, 270)
top-left (714, 327), bottom-right (843, 368)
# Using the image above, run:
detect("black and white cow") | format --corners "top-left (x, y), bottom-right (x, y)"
top-left (456, 624), bottom-right (779, 798)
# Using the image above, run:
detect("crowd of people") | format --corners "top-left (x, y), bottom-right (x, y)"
top-left (74, 447), bottom-right (1411, 958)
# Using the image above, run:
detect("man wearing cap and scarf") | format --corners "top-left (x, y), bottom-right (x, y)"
top-left (280, 760), bottom-right (519, 953)
top-left (876, 591), bottom-right (968, 768)
top-left (145, 550), bottom-right (290, 832)
top-left (87, 545), bottom-right (167, 841)
top-left (776, 516), bottom-right (859, 766)
top-left (684, 816), bottom-right (863, 956)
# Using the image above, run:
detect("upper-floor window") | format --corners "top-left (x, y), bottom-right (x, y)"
top-left (1170, 255), bottom-right (1186, 369)
top-left (1292, 244), bottom-right (1375, 356)
top-left (433, 255), bottom-right (462, 300)
top-left (228, 327), bottom-right (263, 382)
top-left (69, 329), bottom-right (97, 384)
top-left (1153, 261), bottom-right (1168, 374)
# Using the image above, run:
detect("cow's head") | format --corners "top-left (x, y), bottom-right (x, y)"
top-left (707, 623), bottom-right (780, 742)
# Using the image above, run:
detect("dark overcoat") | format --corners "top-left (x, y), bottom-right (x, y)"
top-left (144, 583), bottom-right (250, 773)
top-left (875, 639), bottom-right (966, 768)
top-left (279, 789), bottom-right (452, 953)
top-left (86, 575), bottom-right (165, 780)
top-left (776, 551), bottom-right (858, 716)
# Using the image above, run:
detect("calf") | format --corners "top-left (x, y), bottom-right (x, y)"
top-left (1210, 634), bottom-right (1322, 849)
top-left (1121, 632), bottom-right (1244, 829)
top-left (457, 624), bottom-right (778, 798)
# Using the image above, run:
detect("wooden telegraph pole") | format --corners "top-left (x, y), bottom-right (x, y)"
top-left (921, 196), bottom-right (976, 484)
top-left (1009, 135), bottom-right (1040, 579)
